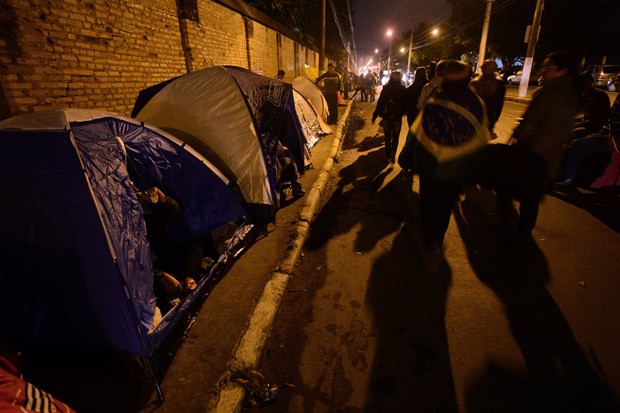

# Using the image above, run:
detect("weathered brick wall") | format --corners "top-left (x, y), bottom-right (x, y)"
top-left (0, 0), bottom-right (186, 116)
top-left (245, 19), bottom-right (279, 78)
top-left (187, 0), bottom-right (248, 70)
top-left (0, 0), bottom-right (320, 119)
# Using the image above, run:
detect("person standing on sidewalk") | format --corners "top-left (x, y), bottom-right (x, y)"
top-left (372, 70), bottom-right (408, 163)
top-left (316, 63), bottom-right (341, 125)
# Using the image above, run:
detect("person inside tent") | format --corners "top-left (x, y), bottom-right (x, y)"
top-left (133, 184), bottom-right (202, 313)
top-left (276, 141), bottom-right (305, 202)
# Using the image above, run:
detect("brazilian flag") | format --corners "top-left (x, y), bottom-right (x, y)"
top-left (399, 95), bottom-right (491, 182)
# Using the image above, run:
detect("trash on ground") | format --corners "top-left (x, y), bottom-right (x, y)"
top-left (578, 281), bottom-right (586, 287)
top-left (231, 369), bottom-right (293, 408)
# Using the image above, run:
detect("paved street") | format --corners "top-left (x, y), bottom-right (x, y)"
top-left (255, 98), bottom-right (620, 412)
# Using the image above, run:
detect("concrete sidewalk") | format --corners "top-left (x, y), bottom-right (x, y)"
top-left (209, 101), bottom-right (354, 412)
top-left (147, 101), bottom-right (354, 413)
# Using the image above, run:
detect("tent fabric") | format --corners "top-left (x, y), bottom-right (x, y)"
top-left (300, 66), bottom-right (319, 81)
top-left (134, 66), bottom-right (278, 222)
top-left (292, 89), bottom-right (325, 152)
top-left (293, 76), bottom-right (330, 124)
top-left (223, 66), bottom-right (306, 179)
top-left (0, 109), bottom-right (246, 359)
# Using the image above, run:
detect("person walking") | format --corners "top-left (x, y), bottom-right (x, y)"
top-left (492, 51), bottom-right (581, 248)
top-left (398, 60), bottom-right (490, 261)
top-left (469, 59), bottom-right (506, 137)
top-left (371, 70), bottom-right (408, 163)
top-left (417, 60), bottom-right (447, 110)
top-left (351, 73), bottom-right (367, 102)
top-left (405, 66), bottom-right (428, 127)
top-left (316, 63), bottom-right (341, 124)
top-left (365, 69), bottom-right (377, 102)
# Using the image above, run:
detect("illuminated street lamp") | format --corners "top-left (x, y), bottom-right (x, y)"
top-left (405, 25), bottom-right (440, 77)
top-left (386, 29), bottom-right (393, 72)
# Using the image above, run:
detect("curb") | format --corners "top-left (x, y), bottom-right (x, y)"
top-left (208, 100), bottom-right (354, 413)
top-left (504, 95), bottom-right (531, 104)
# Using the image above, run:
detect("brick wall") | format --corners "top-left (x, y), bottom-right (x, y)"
top-left (0, 0), bottom-right (320, 119)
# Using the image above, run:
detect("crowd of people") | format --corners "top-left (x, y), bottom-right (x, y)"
top-left (388, 52), bottom-right (615, 260)
top-left (283, 53), bottom-right (617, 260)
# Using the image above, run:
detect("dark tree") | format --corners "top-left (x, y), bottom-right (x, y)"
top-left (245, 0), bottom-right (350, 62)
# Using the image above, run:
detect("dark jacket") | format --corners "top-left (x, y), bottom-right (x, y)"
top-left (469, 74), bottom-right (506, 131)
top-left (372, 79), bottom-right (407, 121)
top-left (316, 70), bottom-right (341, 94)
top-left (406, 77), bottom-right (428, 121)
top-left (513, 75), bottom-right (580, 179)
top-left (574, 87), bottom-right (610, 134)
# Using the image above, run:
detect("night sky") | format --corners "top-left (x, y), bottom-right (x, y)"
top-left (353, 0), bottom-right (451, 59)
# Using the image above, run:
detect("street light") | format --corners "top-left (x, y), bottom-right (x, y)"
top-left (386, 29), bottom-right (393, 73)
top-left (405, 23), bottom-right (440, 79)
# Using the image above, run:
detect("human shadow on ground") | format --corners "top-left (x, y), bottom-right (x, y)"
top-left (454, 187), bottom-right (620, 413)
top-left (364, 202), bottom-right (458, 413)
top-left (305, 139), bottom-right (408, 253)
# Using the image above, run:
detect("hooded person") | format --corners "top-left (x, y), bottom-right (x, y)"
top-left (406, 66), bottom-right (429, 127)
top-left (372, 70), bottom-right (408, 163)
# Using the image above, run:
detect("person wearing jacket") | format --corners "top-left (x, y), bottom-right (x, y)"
top-left (499, 51), bottom-right (580, 247)
top-left (316, 63), bottom-right (342, 124)
top-left (568, 73), bottom-right (610, 142)
top-left (406, 66), bottom-right (428, 127)
top-left (417, 60), bottom-right (447, 110)
top-left (469, 59), bottom-right (506, 137)
top-left (372, 70), bottom-right (408, 163)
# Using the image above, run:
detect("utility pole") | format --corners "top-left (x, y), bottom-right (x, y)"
top-left (476, 0), bottom-right (494, 74)
top-left (405, 20), bottom-right (415, 78)
top-left (386, 29), bottom-right (393, 73)
top-left (519, 0), bottom-right (544, 98)
top-left (319, 0), bottom-right (326, 72)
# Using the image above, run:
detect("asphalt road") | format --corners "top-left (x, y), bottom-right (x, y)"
top-left (255, 100), bottom-right (620, 412)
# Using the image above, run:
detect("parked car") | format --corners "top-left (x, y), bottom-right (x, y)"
top-left (582, 64), bottom-right (620, 90)
top-left (506, 71), bottom-right (539, 85)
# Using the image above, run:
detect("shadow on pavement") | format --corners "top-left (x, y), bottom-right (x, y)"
top-left (364, 190), bottom-right (458, 413)
top-left (454, 187), bottom-right (620, 412)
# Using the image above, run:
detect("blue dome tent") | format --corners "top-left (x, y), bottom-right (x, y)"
top-left (0, 109), bottom-right (248, 397)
